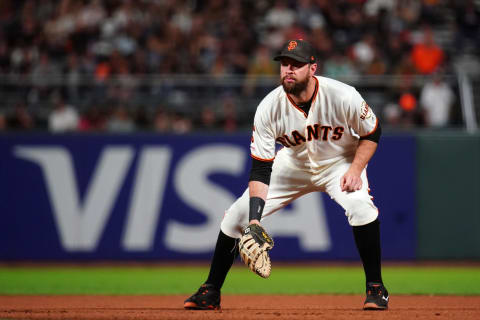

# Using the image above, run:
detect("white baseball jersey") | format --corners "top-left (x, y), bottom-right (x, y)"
top-left (250, 75), bottom-right (378, 170)
top-left (221, 76), bottom-right (379, 237)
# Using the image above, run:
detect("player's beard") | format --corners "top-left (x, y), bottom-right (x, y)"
top-left (281, 74), bottom-right (309, 96)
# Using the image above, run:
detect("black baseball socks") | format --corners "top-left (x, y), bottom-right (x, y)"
top-left (205, 230), bottom-right (239, 290)
top-left (352, 218), bottom-right (383, 284)
top-left (205, 219), bottom-right (383, 289)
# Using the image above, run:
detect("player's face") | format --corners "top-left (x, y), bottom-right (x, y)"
top-left (280, 58), bottom-right (313, 96)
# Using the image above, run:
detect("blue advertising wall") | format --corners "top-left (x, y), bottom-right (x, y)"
top-left (0, 133), bottom-right (416, 260)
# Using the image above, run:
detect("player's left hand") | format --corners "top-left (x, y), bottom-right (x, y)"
top-left (340, 169), bottom-right (362, 192)
top-left (239, 224), bottom-right (274, 278)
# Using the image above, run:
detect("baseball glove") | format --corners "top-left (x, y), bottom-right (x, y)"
top-left (239, 224), bottom-right (274, 278)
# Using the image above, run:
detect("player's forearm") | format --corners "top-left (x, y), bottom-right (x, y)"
top-left (249, 180), bottom-right (269, 200)
top-left (350, 139), bottom-right (378, 174)
top-left (248, 180), bottom-right (269, 224)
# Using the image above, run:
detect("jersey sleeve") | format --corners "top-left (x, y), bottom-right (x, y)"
top-left (347, 89), bottom-right (379, 138)
top-left (250, 110), bottom-right (276, 162)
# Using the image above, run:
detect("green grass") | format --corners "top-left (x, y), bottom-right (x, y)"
top-left (0, 265), bottom-right (479, 295)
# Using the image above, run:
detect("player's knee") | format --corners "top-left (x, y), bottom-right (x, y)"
top-left (220, 203), bottom-right (247, 239)
top-left (220, 216), bottom-right (243, 239)
top-left (344, 199), bottom-right (378, 227)
top-left (220, 191), bottom-right (249, 238)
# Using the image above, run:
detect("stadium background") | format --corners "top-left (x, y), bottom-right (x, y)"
top-left (1, 0), bottom-right (479, 261)
top-left (0, 2), bottom-right (480, 318)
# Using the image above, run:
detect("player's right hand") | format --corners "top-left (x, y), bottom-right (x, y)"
top-left (340, 171), bottom-right (363, 192)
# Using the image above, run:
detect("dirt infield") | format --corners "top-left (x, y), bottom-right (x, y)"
top-left (1, 295), bottom-right (479, 320)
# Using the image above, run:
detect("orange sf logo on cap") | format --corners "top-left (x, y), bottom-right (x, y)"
top-left (287, 41), bottom-right (297, 51)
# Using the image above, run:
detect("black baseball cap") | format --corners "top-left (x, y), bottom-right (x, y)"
top-left (273, 39), bottom-right (317, 64)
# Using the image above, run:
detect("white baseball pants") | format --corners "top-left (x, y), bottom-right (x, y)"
top-left (221, 148), bottom-right (379, 238)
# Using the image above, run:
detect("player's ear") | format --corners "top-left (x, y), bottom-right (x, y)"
top-left (310, 63), bottom-right (317, 75)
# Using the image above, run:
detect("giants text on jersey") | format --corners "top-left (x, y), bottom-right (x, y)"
top-left (250, 76), bottom-right (378, 170)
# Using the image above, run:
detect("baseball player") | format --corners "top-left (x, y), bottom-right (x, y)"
top-left (184, 39), bottom-right (389, 310)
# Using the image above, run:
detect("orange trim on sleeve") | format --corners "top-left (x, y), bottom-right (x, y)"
top-left (360, 118), bottom-right (379, 138)
top-left (251, 154), bottom-right (275, 162)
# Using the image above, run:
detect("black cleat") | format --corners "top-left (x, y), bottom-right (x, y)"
top-left (184, 283), bottom-right (221, 310)
top-left (363, 282), bottom-right (389, 310)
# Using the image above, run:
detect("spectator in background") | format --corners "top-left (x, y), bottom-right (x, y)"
top-left (261, 1), bottom-right (297, 51)
top-left (420, 0), bottom-right (445, 25)
top-left (133, 105), bottom-right (150, 130)
top-left (219, 97), bottom-right (238, 132)
top-left (399, 91), bottom-right (417, 114)
top-left (78, 105), bottom-right (105, 131)
top-left (398, 91), bottom-right (419, 127)
top-left (310, 28), bottom-right (333, 61)
top-left (0, 113), bottom-right (7, 130)
top-left (48, 93), bottom-right (79, 132)
top-left (197, 107), bottom-right (219, 131)
top-left (344, 4), bottom-right (366, 45)
top-left (0, 0), bottom-right (472, 132)
top-left (296, 0), bottom-right (326, 31)
top-left (30, 52), bottom-right (62, 100)
top-left (171, 113), bottom-right (192, 134)
top-left (246, 45), bottom-right (277, 77)
top-left (454, 0), bottom-right (480, 52)
top-left (153, 108), bottom-right (171, 133)
top-left (0, 39), bottom-right (10, 73)
top-left (351, 33), bottom-right (377, 73)
top-left (106, 106), bottom-right (135, 132)
top-left (264, 0), bottom-right (296, 30)
top-left (420, 73), bottom-right (455, 127)
top-left (411, 26), bottom-right (444, 74)
top-left (65, 53), bottom-right (82, 103)
top-left (243, 45), bottom-right (277, 96)
top-left (393, 52), bottom-right (417, 76)
top-left (397, 0), bottom-right (422, 27)
top-left (8, 102), bottom-right (35, 130)
top-left (382, 102), bottom-right (402, 127)
top-left (323, 50), bottom-right (358, 78)
top-left (364, 0), bottom-right (396, 18)
top-left (383, 36), bottom-right (408, 74)
top-left (366, 52), bottom-right (387, 75)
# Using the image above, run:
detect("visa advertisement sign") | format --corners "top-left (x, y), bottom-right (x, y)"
top-left (0, 134), bottom-right (416, 260)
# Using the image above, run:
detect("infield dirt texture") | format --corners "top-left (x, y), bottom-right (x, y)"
top-left (2, 295), bottom-right (480, 320)
top-left (1, 264), bottom-right (479, 319)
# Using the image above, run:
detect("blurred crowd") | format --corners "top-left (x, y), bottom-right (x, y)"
top-left (0, 0), bottom-right (479, 133)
